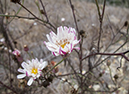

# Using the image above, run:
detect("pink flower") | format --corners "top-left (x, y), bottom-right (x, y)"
top-left (12, 49), bottom-right (21, 57)
top-left (44, 26), bottom-right (80, 56)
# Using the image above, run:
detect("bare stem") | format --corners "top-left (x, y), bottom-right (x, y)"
top-left (69, 0), bottom-right (80, 39)
top-left (17, 2), bottom-right (56, 31)
top-left (95, 0), bottom-right (106, 52)
top-left (0, 81), bottom-right (18, 94)
top-left (45, 56), bottom-right (68, 75)
top-left (39, 0), bottom-right (49, 22)
top-left (82, 50), bottom-right (129, 61)
top-left (0, 14), bottom-right (36, 19)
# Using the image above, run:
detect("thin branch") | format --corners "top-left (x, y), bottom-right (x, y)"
top-left (69, 0), bottom-right (80, 39)
top-left (56, 73), bottom-right (77, 77)
top-left (82, 50), bottom-right (129, 61)
top-left (0, 14), bottom-right (36, 19)
top-left (45, 56), bottom-right (68, 75)
top-left (101, 0), bottom-right (106, 21)
top-left (95, 0), bottom-right (101, 19)
top-left (0, 0), bottom-right (4, 13)
top-left (17, 2), bottom-right (56, 31)
top-left (18, 2), bottom-right (43, 22)
top-left (0, 81), bottom-right (19, 94)
top-left (39, 0), bottom-right (49, 22)
top-left (95, 0), bottom-right (106, 52)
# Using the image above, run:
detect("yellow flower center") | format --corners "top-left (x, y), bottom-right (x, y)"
top-left (31, 68), bottom-right (38, 74)
top-left (60, 42), bottom-right (67, 48)
top-left (57, 39), bottom-right (70, 48)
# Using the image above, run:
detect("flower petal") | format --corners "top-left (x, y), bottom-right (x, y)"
top-left (68, 27), bottom-right (71, 33)
top-left (52, 52), bottom-right (59, 56)
top-left (45, 42), bottom-right (58, 52)
top-left (74, 47), bottom-right (80, 50)
top-left (61, 49), bottom-right (67, 55)
top-left (50, 31), bottom-right (57, 43)
top-left (27, 77), bottom-right (33, 86)
top-left (50, 31), bottom-right (56, 37)
top-left (21, 62), bottom-right (28, 69)
top-left (40, 61), bottom-right (48, 70)
top-left (17, 74), bottom-right (26, 79)
top-left (46, 34), bottom-right (53, 43)
top-left (26, 71), bottom-right (29, 76)
top-left (36, 74), bottom-right (41, 78)
top-left (18, 68), bottom-right (25, 73)
top-left (57, 26), bottom-right (63, 37)
top-left (59, 47), bottom-right (61, 55)
top-left (72, 40), bottom-right (80, 46)
top-left (64, 26), bottom-right (68, 30)
top-left (40, 59), bottom-right (44, 63)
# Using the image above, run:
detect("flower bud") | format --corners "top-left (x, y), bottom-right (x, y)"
top-left (51, 61), bottom-right (59, 73)
top-left (114, 74), bottom-right (118, 80)
top-left (51, 61), bottom-right (56, 66)
top-left (24, 45), bottom-right (29, 52)
top-left (42, 81), bottom-right (50, 88)
top-left (52, 67), bottom-right (59, 73)
top-left (80, 30), bottom-right (86, 38)
top-left (106, 60), bottom-right (111, 67)
top-left (40, 10), bottom-right (45, 14)
top-left (47, 75), bottom-right (54, 82)
top-left (12, 49), bottom-right (21, 57)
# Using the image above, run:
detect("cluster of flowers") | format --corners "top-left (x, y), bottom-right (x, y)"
top-left (14, 26), bottom-right (80, 86)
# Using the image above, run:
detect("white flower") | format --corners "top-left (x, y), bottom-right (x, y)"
top-left (0, 38), bottom-right (5, 43)
top-left (33, 22), bottom-right (37, 25)
top-left (17, 58), bottom-right (48, 86)
top-left (61, 18), bottom-right (65, 22)
top-left (12, 49), bottom-right (21, 56)
top-left (44, 26), bottom-right (80, 56)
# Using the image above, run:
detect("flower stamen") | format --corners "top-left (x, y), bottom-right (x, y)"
top-left (61, 42), bottom-right (67, 48)
top-left (31, 68), bottom-right (38, 74)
